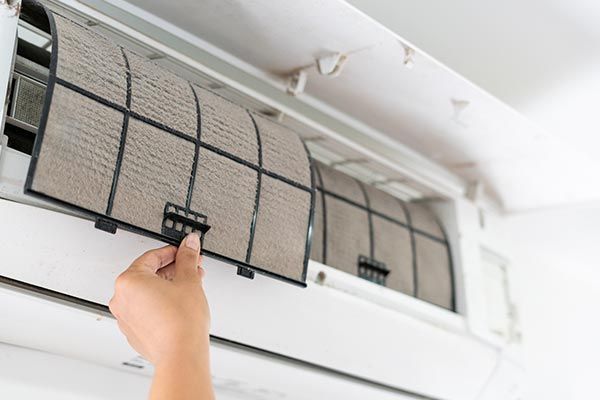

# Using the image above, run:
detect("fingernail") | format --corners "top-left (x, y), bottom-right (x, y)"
top-left (185, 233), bottom-right (200, 251)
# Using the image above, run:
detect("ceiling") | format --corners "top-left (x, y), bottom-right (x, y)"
top-left (346, 0), bottom-right (600, 212)
top-left (115, 0), bottom-right (600, 212)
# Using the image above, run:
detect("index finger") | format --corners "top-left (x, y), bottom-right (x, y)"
top-left (128, 245), bottom-right (177, 274)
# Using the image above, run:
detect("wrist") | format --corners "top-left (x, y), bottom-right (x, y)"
top-left (154, 338), bottom-right (210, 371)
top-left (150, 340), bottom-right (215, 400)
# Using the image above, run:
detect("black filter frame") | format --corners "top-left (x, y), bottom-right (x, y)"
top-left (314, 162), bottom-right (456, 311)
top-left (22, 1), bottom-right (315, 288)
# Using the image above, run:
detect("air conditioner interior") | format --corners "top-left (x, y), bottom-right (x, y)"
top-left (311, 161), bottom-right (454, 310)
top-left (2, 1), bottom-right (456, 309)
top-left (4, 21), bottom-right (49, 155)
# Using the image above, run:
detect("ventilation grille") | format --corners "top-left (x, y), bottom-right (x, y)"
top-left (7, 73), bottom-right (45, 130)
top-left (10, 75), bottom-right (45, 128)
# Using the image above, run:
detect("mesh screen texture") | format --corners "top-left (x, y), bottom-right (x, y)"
top-left (253, 115), bottom-right (312, 188)
top-left (26, 10), bottom-right (314, 285)
top-left (194, 85), bottom-right (258, 164)
top-left (250, 176), bottom-right (312, 281)
top-left (13, 77), bottom-right (45, 127)
top-left (318, 160), bottom-right (366, 205)
top-left (325, 195), bottom-right (370, 276)
top-left (190, 149), bottom-right (257, 262)
top-left (54, 14), bottom-right (127, 105)
top-left (415, 235), bottom-right (453, 309)
top-left (32, 85), bottom-right (123, 214)
top-left (111, 119), bottom-right (195, 232)
top-left (372, 216), bottom-right (413, 295)
top-left (126, 50), bottom-right (197, 137)
top-left (405, 202), bottom-right (444, 238)
top-left (313, 162), bottom-right (454, 310)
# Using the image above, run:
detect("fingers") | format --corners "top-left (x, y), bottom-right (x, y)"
top-left (174, 233), bottom-right (201, 283)
top-left (120, 235), bottom-right (202, 282)
top-left (108, 296), bottom-right (120, 319)
top-left (157, 262), bottom-right (176, 281)
top-left (128, 245), bottom-right (177, 274)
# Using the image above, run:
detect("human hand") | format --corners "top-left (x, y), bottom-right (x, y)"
top-left (109, 233), bottom-right (210, 368)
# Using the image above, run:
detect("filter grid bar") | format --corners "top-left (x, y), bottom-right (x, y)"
top-left (245, 112), bottom-right (263, 264)
top-left (105, 47), bottom-right (131, 216)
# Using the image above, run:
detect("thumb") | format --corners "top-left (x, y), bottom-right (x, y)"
top-left (174, 233), bottom-right (201, 283)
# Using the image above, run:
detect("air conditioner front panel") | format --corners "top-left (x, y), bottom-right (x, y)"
top-left (0, 198), bottom-right (497, 400)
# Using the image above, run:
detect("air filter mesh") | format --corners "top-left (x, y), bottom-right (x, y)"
top-left (310, 162), bottom-right (455, 310)
top-left (25, 7), bottom-right (314, 286)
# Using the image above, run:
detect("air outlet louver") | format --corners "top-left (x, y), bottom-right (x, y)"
top-left (24, 4), bottom-right (314, 286)
top-left (310, 162), bottom-right (454, 310)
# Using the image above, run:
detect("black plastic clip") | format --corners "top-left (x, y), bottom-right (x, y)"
top-left (95, 218), bottom-right (117, 234)
top-left (161, 203), bottom-right (211, 243)
top-left (237, 266), bottom-right (255, 280)
top-left (358, 255), bottom-right (389, 286)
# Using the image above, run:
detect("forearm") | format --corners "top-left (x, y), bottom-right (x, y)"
top-left (150, 344), bottom-right (214, 400)
top-left (110, 236), bottom-right (214, 399)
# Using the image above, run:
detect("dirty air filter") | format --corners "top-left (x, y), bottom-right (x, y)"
top-left (310, 162), bottom-right (455, 310)
top-left (24, 3), bottom-right (314, 286)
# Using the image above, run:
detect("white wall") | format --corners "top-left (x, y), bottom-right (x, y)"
top-left (505, 201), bottom-right (600, 399)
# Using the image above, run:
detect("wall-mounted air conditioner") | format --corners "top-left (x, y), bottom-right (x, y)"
top-left (0, 2), bottom-right (523, 399)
